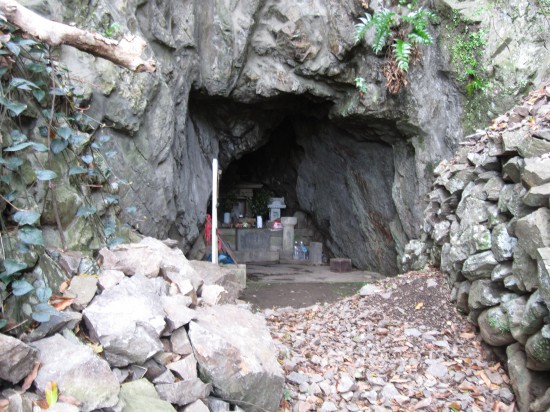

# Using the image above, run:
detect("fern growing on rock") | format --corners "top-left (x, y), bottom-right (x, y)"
top-left (355, 5), bottom-right (437, 94)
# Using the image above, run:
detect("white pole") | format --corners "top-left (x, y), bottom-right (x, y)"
top-left (211, 158), bottom-right (219, 265)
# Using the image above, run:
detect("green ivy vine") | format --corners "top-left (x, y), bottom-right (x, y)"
top-left (0, 12), bottom-right (126, 330)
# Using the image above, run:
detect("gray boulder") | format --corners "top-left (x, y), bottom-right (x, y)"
top-left (507, 343), bottom-right (550, 412)
top-left (0, 334), bottom-right (38, 384)
top-left (456, 197), bottom-right (490, 228)
top-left (98, 269), bottom-right (126, 290)
top-left (522, 157), bottom-right (550, 188)
top-left (188, 305), bottom-right (284, 412)
top-left (118, 378), bottom-right (177, 412)
top-left (161, 295), bottom-right (196, 332)
top-left (521, 290), bottom-right (549, 337)
top-left (518, 136), bottom-right (550, 158)
top-left (444, 168), bottom-right (476, 194)
top-left (515, 208), bottom-right (550, 259)
top-left (483, 176), bottom-right (506, 200)
top-left (31, 334), bottom-right (119, 412)
top-left (491, 261), bottom-right (513, 281)
top-left (64, 275), bottom-right (98, 311)
top-left (171, 327), bottom-right (194, 356)
top-left (83, 274), bottom-right (166, 367)
top-left (455, 281), bottom-right (471, 314)
top-left (502, 295), bottom-right (528, 344)
top-left (189, 261), bottom-right (246, 302)
top-left (499, 184), bottom-right (534, 217)
top-left (525, 325), bottom-right (550, 371)
top-left (538, 247), bottom-right (550, 306)
top-left (167, 354), bottom-right (198, 380)
top-left (491, 223), bottom-right (516, 261)
top-left (461, 251), bottom-right (498, 281)
top-left (155, 379), bottom-right (212, 407)
top-left (468, 279), bottom-right (506, 310)
top-left (200, 285), bottom-right (231, 306)
top-left (478, 306), bottom-right (515, 346)
top-left (25, 310), bottom-right (82, 342)
top-left (502, 156), bottom-right (524, 183)
top-left (100, 242), bottom-right (162, 277)
top-left (184, 400), bottom-right (211, 412)
top-left (513, 245), bottom-right (539, 291)
top-left (501, 129), bottom-right (524, 154)
top-left (523, 183), bottom-right (550, 207)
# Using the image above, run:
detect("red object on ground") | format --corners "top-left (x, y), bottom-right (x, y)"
top-left (204, 214), bottom-right (222, 251)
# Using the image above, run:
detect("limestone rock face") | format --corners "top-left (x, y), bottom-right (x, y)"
top-left (188, 305), bottom-right (285, 412)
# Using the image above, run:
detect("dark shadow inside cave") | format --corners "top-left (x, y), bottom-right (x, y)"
top-left (187, 91), bottom-right (418, 276)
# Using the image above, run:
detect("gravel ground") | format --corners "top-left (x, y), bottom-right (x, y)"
top-left (263, 268), bottom-right (516, 412)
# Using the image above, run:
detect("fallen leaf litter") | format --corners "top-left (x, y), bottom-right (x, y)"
top-left (263, 268), bottom-right (515, 412)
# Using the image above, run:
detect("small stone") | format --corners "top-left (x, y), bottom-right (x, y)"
top-left (320, 401), bottom-right (338, 411)
top-left (337, 373), bottom-right (355, 393)
top-left (64, 275), bottom-right (98, 311)
top-left (499, 387), bottom-right (515, 403)
top-left (426, 362), bottom-right (448, 378)
top-left (97, 269), bottom-right (125, 290)
top-left (361, 390), bottom-right (378, 404)
top-left (359, 284), bottom-right (381, 296)
top-left (288, 371), bottom-right (309, 385)
top-left (405, 328), bottom-right (422, 337)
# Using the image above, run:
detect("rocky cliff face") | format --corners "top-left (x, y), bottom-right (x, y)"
top-left (26, 0), bottom-right (549, 274)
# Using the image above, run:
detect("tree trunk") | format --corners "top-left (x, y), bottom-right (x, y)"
top-left (0, 0), bottom-right (156, 73)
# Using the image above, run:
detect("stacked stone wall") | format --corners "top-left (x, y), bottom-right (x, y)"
top-left (402, 83), bottom-right (550, 411)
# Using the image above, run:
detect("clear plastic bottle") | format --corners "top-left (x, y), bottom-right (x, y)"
top-left (293, 241), bottom-right (299, 260)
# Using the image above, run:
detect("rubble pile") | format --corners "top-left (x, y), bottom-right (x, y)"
top-left (402, 83), bottom-right (550, 411)
top-left (0, 238), bottom-right (284, 412)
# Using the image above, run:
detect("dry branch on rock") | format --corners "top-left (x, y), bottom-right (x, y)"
top-left (0, 0), bottom-right (156, 72)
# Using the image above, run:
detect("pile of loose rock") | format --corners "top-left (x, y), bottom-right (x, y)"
top-left (402, 83), bottom-right (550, 411)
top-left (0, 237), bottom-right (284, 412)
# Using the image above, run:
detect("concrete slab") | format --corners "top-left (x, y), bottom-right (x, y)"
top-left (246, 263), bottom-right (382, 284)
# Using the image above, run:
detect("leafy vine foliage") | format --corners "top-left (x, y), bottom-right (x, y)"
top-left (0, 13), bottom-right (123, 329)
top-left (354, 3), bottom-right (437, 94)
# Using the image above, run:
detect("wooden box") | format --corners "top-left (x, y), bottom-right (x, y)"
top-left (330, 258), bottom-right (352, 273)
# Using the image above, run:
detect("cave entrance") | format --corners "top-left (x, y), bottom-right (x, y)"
top-left (188, 92), bottom-right (417, 276)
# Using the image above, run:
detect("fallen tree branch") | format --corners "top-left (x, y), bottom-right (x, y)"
top-left (0, 0), bottom-right (156, 73)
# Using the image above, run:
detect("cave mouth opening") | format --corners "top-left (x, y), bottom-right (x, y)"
top-left (188, 92), bottom-right (416, 276)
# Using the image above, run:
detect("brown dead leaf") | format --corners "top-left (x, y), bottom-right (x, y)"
top-left (458, 385), bottom-right (480, 395)
top-left (58, 395), bottom-right (82, 406)
top-left (460, 332), bottom-right (476, 339)
top-left (35, 399), bottom-right (49, 409)
top-left (413, 397), bottom-right (432, 409)
top-left (478, 370), bottom-right (492, 387)
top-left (489, 363), bottom-right (501, 371)
top-left (21, 361), bottom-right (40, 391)
top-left (415, 302), bottom-right (424, 310)
top-left (59, 280), bottom-right (70, 293)
top-left (449, 401), bottom-right (461, 411)
top-left (50, 295), bottom-right (75, 311)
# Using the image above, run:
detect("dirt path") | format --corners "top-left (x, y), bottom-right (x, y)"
top-left (257, 268), bottom-right (516, 412)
